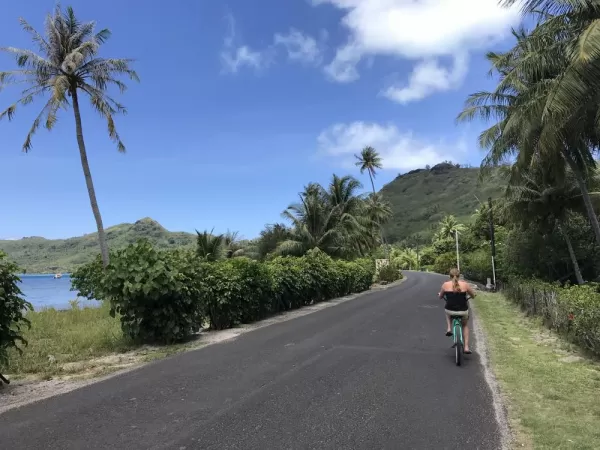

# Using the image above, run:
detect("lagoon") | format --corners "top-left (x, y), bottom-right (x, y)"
top-left (17, 274), bottom-right (101, 310)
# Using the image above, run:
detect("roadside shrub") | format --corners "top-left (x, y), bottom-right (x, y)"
top-left (198, 258), bottom-right (273, 330)
top-left (504, 279), bottom-right (600, 357)
top-left (433, 252), bottom-right (457, 275)
top-left (376, 261), bottom-right (403, 283)
top-left (267, 251), bottom-right (375, 312)
top-left (462, 249), bottom-right (492, 283)
top-left (71, 254), bottom-right (105, 301)
top-left (73, 242), bottom-right (377, 339)
top-left (95, 240), bottom-right (204, 343)
top-left (0, 252), bottom-right (33, 368)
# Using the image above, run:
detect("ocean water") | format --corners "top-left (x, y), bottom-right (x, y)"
top-left (17, 274), bottom-right (101, 310)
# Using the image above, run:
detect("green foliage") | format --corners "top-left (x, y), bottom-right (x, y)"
top-left (73, 242), bottom-right (376, 339)
top-left (433, 252), bottom-right (457, 275)
top-left (75, 240), bottom-right (203, 344)
top-left (197, 258), bottom-right (273, 330)
top-left (277, 175), bottom-right (392, 259)
top-left (0, 218), bottom-right (196, 273)
top-left (381, 165), bottom-right (505, 242)
top-left (70, 254), bottom-right (105, 300)
top-left (0, 252), bottom-right (33, 367)
top-left (462, 249), bottom-right (492, 283)
top-left (504, 279), bottom-right (600, 357)
top-left (376, 262), bottom-right (403, 283)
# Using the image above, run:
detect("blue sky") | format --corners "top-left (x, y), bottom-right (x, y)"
top-left (0, 0), bottom-right (522, 240)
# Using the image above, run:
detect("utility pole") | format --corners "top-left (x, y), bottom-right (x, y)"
top-left (454, 230), bottom-right (460, 272)
top-left (488, 197), bottom-right (497, 289)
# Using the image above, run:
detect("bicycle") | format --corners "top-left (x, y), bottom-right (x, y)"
top-left (449, 314), bottom-right (465, 366)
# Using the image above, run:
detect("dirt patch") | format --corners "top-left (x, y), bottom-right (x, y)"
top-left (0, 279), bottom-right (405, 415)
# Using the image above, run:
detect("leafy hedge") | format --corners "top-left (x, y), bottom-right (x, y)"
top-left (376, 261), bottom-right (403, 283)
top-left (433, 252), bottom-right (457, 275)
top-left (462, 249), bottom-right (492, 284)
top-left (0, 252), bottom-right (33, 368)
top-left (72, 242), bottom-right (376, 342)
top-left (503, 278), bottom-right (600, 357)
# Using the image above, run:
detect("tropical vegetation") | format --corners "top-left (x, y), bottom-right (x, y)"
top-left (0, 5), bottom-right (138, 267)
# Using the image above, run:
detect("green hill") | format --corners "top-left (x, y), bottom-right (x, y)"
top-left (0, 218), bottom-right (196, 273)
top-left (381, 163), bottom-right (506, 242)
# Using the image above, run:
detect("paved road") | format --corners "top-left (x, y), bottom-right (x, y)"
top-left (0, 272), bottom-right (501, 449)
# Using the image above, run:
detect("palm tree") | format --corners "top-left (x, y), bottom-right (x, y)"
top-left (392, 247), bottom-right (419, 270)
top-left (257, 223), bottom-right (292, 259)
top-left (355, 146), bottom-right (383, 193)
top-left (354, 147), bottom-right (389, 253)
top-left (276, 175), bottom-right (383, 258)
top-left (457, 22), bottom-right (600, 248)
top-left (196, 229), bottom-right (225, 262)
top-left (436, 215), bottom-right (466, 241)
top-left (502, 165), bottom-right (600, 284)
top-left (0, 6), bottom-right (139, 267)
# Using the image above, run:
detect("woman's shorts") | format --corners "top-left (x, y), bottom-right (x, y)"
top-left (445, 309), bottom-right (469, 320)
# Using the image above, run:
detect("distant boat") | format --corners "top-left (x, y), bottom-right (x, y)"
top-left (54, 273), bottom-right (62, 279)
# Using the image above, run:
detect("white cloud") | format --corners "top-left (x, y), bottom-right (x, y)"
top-left (220, 14), bottom-right (268, 74)
top-left (313, 0), bottom-right (519, 101)
top-left (221, 46), bottom-right (264, 73)
top-left (317, 121), bottom-right (467, 171)
top-left (381, 53), bottom-right (469, 104)
top-left (274, 29), bottom-right (325, 65)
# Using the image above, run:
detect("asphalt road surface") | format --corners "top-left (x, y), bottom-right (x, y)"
top-left (0, 271), bottom-right (502, 449)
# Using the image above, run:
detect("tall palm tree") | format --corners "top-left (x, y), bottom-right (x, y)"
top-left (0, 6), bottom-right (139, 267)
top-left (354, 146), bottom-right (383, 193)
top-left (436, 215), bottom-right (466, 241)
top-left (354, 146), bottom-right (389, 253)
top-left (276, 175), bottom-right (382, 258)
top-left (457, 23), bottom-right (600, 248)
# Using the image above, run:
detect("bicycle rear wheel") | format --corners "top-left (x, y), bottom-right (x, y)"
top-left (454, 320), bottom-right (463, 366)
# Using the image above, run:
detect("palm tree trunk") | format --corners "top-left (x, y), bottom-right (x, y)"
top-left (559, 224), bottom-right (584, 285)
top-left (368, 172), bottom-right (376, 194)
top-left (564, 152), bottom-right (600, 247)
top-left (368, 171), bottom-right (389, 256)
top-left (71, 87), bottom-right (110, 267)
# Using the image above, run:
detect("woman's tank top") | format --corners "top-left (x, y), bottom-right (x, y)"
top-left (443, 291), bottom-right (469, 311)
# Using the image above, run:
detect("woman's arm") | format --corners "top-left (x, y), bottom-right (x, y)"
top-left (438, 283), bottom-right (446, 299)
top-left (466, 285), bottom-right (476, 299)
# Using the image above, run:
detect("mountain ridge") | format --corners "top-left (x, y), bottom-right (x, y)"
top-left (0, 217), bottom-right (196, 273)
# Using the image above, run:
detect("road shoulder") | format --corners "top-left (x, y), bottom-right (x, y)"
top-left (474, 292), bottom-right (600, 449)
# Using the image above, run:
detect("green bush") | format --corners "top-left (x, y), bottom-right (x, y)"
top-left (0, 252), bottom-right (33, 368)
top-left (504, 279), bottom-right (600, 357)
top-left (267, 251), bottom-right (375, 313)
top-left (73, 243), bottom-right (377, 340)
top-left (433, 252), bottom-right (457, 275)
top-left (77, 241), bottom-right (204, 344)
top-left (198, 258), bottom-right (273, 330)
top-left (462, 249), bottom-right (492, 283)
top-left (376, 262), bottom-right (403, 283)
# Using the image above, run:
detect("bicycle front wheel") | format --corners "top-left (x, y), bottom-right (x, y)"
top-left (454, 322), bottom-right (463, 366)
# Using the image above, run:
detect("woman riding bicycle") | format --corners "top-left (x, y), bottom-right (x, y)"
top-left (438, 268), bottom-right (476, 354)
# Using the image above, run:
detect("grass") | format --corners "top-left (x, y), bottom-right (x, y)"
top-left (475, 292), bottom-right (600, 449)
top-left (1, 300), bottom-right (135, 378)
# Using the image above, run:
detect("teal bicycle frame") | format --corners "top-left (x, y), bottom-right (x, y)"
top-left (451, 315), bottom-right (464, 366)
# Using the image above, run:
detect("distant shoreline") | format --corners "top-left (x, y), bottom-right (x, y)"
top-left (17, 273), bottom-right (72, 277)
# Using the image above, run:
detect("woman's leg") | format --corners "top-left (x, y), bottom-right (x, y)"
top-left (462, 317), bottom-right (470, 352)
top-left (445, 313), bottom-right (451, 334)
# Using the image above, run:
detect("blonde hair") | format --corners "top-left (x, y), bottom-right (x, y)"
top-left (449, 268), bottom-right (460, 292)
